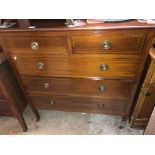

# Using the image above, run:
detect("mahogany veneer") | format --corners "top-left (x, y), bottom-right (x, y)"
top-left (0, 19), bottom-right (155, 121)
top-left (21, 76), bottom-right (133, 99)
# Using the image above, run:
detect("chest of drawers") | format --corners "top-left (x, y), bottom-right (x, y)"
top-left (0, 20), bottom-right (155, 121)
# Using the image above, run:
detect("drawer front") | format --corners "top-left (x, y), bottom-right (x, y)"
top-left (12, 55), bottom-right (138, 78)
top-left (72, 34), bottom-right (145, 54)
top-left (21, 77), bottom-right (133, 100)
top-left (30, 95), bottom-right (127, 115)
top-left (4, 36), bottom-right (68, 54)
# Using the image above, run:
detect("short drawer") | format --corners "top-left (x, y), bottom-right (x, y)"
top-left (71, 33), bottom-right (145, 54)
top-left (12, 55), bottom-right (138, 78)
top-left (21, 76), bottom-right (133, 100)
top-left (29, 95), bottom-right (127, 115)
top-left (4, 36), bottom-right (68, 54)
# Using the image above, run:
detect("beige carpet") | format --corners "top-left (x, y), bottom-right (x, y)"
top-left (0, 106), bottom-right (143, 135)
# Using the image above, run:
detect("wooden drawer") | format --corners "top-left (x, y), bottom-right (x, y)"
top-left (29, 95), bottom-right (127, 115)
top-left (71, 33), bottom-right (145, 54)
top-left (4, 36), bottom-right (68, 54)
top-left (21, 76), bottom-right (133, 100)
top-left (12, 55), bottom-right (138, 78)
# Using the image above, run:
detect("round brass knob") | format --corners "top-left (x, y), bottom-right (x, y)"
top-left (43, 82), bottom-right (50, 88)
top-left (37, 62), bottom-right (45, 70)
top-left (13, 56), bottom-right (17, 61)
top-left (100, 64), bottom-right (109, 71)
top-left (49, 100), bottom-right (55, 105)
top-left (99, 85), bottom-right (106, 92)
top-left (101, 40), bottom-right (111, 49)
top-left (144, 91), bottom-right (152, 96)
top-left (31, 41), bottom-right (39, 50)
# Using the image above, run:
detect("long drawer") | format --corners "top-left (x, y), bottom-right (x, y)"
top-left (12, 55), bottom-right (138, 78)
top-left (21, 76), bottom-right (133, 99)
top-left (29, 95), bottom-right (127, 115)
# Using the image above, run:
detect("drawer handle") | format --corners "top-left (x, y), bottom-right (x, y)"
top-left (101, 40), bottom-right (111, 49)
top-left (13, 56), bottom-right (17, 61)
top-left (49, 100), bottom-right (55, 105)
top-left (99, 85), bottom-right (106, 92)
top-left (97, 103), bottom-right (104, 108)
top-left (43, 82), bottom-right (50, 88)
top-left (37, 62), bottom-right (45, 70)
top-left (100, 64), bottom-right (109, 71)
top-left (31, 41), bottom-right (39, 50)
top-left (144, 91), bottom-right (152, 96)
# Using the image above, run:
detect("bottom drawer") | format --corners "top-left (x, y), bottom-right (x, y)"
top-left (29, 95), bottom-right (127, 115)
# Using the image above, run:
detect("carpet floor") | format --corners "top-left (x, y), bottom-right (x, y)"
top-left (0, 107), bottom-right (143, 135)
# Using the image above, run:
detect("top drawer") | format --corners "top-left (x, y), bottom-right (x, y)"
top-left (3, 36), bottom-right (68, 54)
top-left (71, 33), bottom-right (145, 54)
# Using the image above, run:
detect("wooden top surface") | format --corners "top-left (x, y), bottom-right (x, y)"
top-left (1, 19), bottom-right (155, 32)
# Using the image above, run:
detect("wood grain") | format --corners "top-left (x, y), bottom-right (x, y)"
top-left (29, 94), bottom-right (127, 115)
top-left (72, 34), bottom-right (145, 54)
top-left (21, 76), bottom-right (133, 99)
top-left (4, 36), bottom-right (68, 55)
top-left (12, 54), bottom-right (138, 78)
top-left (0, 20), bottom-right (154, 121)
top-left (130, 52), bottom-right (155, 128)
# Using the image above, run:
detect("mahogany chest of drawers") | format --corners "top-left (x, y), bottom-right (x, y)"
top-left (0, 20), bottom-right (155, 121)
